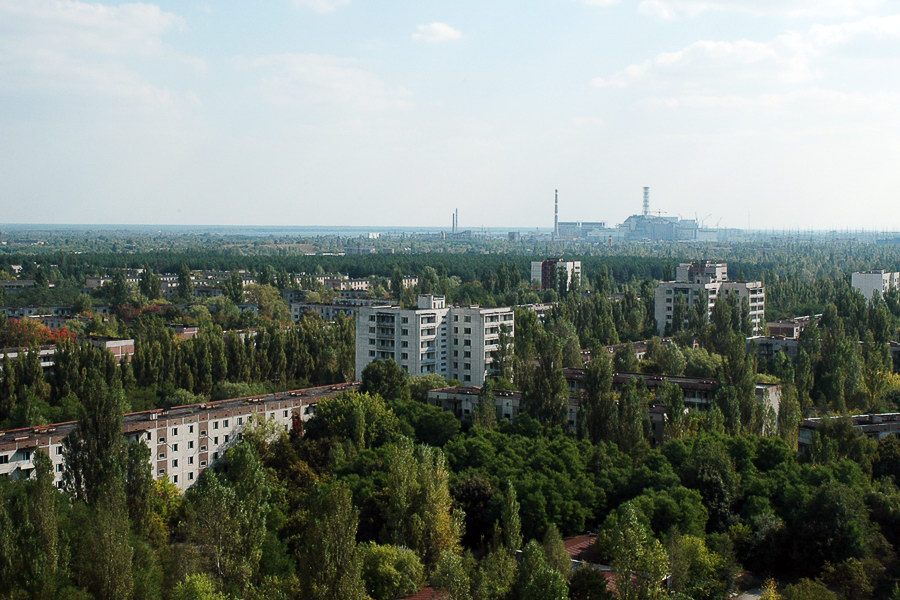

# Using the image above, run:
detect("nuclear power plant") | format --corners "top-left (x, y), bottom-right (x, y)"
top-left (552, 187), bottom-right (718, 242)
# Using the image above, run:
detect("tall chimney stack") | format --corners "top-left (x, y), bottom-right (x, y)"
top-left (554, 189), bottom-right (559, 240)
top-left (643, 187), bottom-right (650, 217)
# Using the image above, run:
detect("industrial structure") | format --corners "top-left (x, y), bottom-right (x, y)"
top-left (550, 187), bottom-right (718, 243)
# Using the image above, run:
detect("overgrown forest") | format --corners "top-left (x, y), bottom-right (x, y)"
top-left (2, 240), bottom-right (900, 598)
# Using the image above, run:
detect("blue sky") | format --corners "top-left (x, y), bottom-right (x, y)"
top-left (1, 0), bottom-right (899, 229)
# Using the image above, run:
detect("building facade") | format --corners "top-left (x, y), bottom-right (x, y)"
top-left (655, 262), bottom-right (765, 336)
top-left (530, 259), bottom-right (582, 291)
top-left (851, 270), bottom-right (900, 302)
top-left (0, 383), bottom-right (357, 491)
top-left (355, 295), bottom-right (514, 385)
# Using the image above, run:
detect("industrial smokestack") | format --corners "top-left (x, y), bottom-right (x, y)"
top-left (643, 187), bottom-right (650, 217)
top-left (554, 189), bottom-right (559, 240)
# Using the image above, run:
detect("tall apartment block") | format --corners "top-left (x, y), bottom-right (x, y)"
top-left (530, 259), bottom-right (582, 291)
top-left (851, 270), bottom-right (900, 302)
top-left (654, 261), bottom-right (765, 336)
top-left (355, 295), bottom-right (514, 385)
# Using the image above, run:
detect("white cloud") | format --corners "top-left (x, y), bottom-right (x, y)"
top-left (239, 54), bottom-right (411, 110)
top-left (0, 0), bottom-right (200, 105)
top-left (638, 0), bottom-right (884, 20)
top-left (593, 15), bottom-right (900, 90)
top-left (292, 0), bottom-right (349, 13)
top-left (412, 22), bottom-right (463, 44)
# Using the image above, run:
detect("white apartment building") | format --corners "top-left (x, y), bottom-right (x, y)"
top-left (530, 259), bottom-right (582, 291)
top-left (655, 262), bottom-right (765, 336)
top-left (355, 295), bottom-right (514, 385)
top-left (851, 270), bottom-right (900, 302)
top-left (0, 383), bottom-right (356, 491)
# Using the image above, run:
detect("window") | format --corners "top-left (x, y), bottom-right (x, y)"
top-left (283, 410), bottom-right (288, 418)
top-left (214, 437), bottom-right (219, 445)
top-left (172, 427), bottom-right (178, 436)
top-left (464, 316), bottom-right (471, 322)
top-left (189, 456), bottom-right (194, 465)
top-left (158, 469), bottom-right (165, 476)
top-left (200, 445), bottom-right (207, 452)
top-left (158, 453), bottom-right (165, 459)
top-left (189, 472), bottom-right (194, 481)
top-left (172, 459), bottom-right (178, 468)
top-left (159, 438), bottom-right (165, 444)
top-left (224, 420), bottom-right (229, 427)
top-left (173, 475), bottom-right (178, 484)
top-left (200, 430), bottom-right (206, 437)
top-left (401, 352), bottom-right (408, 359)
top-left (238, 417), bottom-right (243, 425)
top-left (464, 351), bottom-right (471, 358)
top-left (200, 460), bottom-right (207, 467)
top-left (188, 441), bottom-right (194, 449)
top-left (213, 452), bottom-right (218, 460)
top-left (56, 446), bottom-right (63, 455)
top-left (213, 422), bottom-right (219, 430)
top-left (224, 435), bottom-right (230, 443)
top-left (464, 363), bottom-right (471, 370)
top-left (369, 350), bottom-right (375, 357)
top-left (56, 463), bottom-right (62, 473)
top-left (189, 425), bottom-right (194, 434)
top-left (402, 328), bottom-right (409, 335)
top-left (464, 327), bottom-right (471, 334)
top-left (146, 432), bottom-right (151, 441)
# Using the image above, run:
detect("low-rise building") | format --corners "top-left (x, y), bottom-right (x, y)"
top-left (799, 412), bottom-right (900, 450)
top-left (767, 315), bottom-right (819, 338)
top-left (87, 336), bottom-right (135, 362)
top-left (0, 280), bottom-right (36, 291)
top-left (427, 369), bottom-right (780, 440)
top-left (291, 297), bottom-right (394, 323)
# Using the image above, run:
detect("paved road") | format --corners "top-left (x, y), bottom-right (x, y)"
top-left (734, 588), bottom-right (763, 600)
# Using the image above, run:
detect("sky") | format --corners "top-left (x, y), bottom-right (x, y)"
top-left (1, 0), bottom-right (899, 230)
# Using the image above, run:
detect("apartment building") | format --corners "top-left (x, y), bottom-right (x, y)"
top-left (851, 270), bottom-right (900, 302)
top-left (291, 297), bottom-right (395, 323)
top-left (355, 295), bottom-right (514, 385)
top-left (530, 259), bottom-right (582, 291)
top-left (654, 261), bottom-right (765, 336)
top-left (426, 370), bottom-right (780, 440)
top-left (0, 382), bottom-right (357, 491)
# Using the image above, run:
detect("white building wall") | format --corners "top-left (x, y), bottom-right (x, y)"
top-left (356, 297), bottom-right (514, 386)
top-left (852, 271), bottom-right (900, 302)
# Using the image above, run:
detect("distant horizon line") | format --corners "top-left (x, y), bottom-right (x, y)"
top-left (3, 223), bottom-right (900, 237)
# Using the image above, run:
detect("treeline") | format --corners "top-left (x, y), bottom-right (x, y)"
top-left (1, 353), bottom-right (900, 599)
top-left (0, 312), bottom-right (353, 430)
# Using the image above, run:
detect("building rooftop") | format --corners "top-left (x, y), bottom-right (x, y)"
top-left (0, 382), bottom-right (359, 450)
